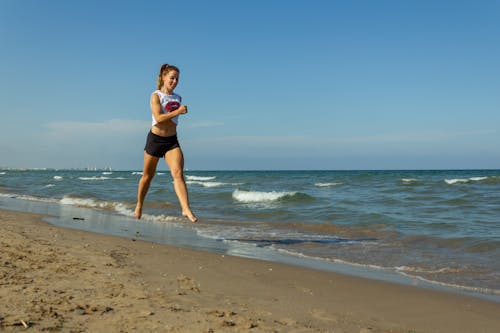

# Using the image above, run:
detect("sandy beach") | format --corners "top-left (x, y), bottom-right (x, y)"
top-left (1, 209), bottom-right (499, 332)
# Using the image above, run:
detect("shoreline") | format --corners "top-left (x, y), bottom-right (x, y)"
top-left (3, 194), bottom-right (499, 302)
top-left (1, 208), bottom-right (499, 332)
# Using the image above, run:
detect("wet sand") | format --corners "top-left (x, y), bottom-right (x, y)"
top-left (1, 209), bottom-right (499, 332)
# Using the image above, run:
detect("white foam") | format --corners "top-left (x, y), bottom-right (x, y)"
top-left (53, 176), bottom-right (63, 180)
top-left (0, 172), bottom-right (6, 175)
top-left (445, 178), bottom-right (469, 185)
top-left (0, 192), bottom-right (59, 204)
top-left (196, 226), bottom-right (304, 242)
top-left (79, 176), bottom-right (110, 181)
top-left (59, 196), bottom-right (131, 213)
top-left (140, 213), bottom-right (182, 223)
top-left (470, 177), bottom-right (488, 181)
top-left (445, 177), bottom-right (489, 185)
top-left (274, 246), bottom-right (388, 271)
top-left (200, 182), bottom-right (227, 187)
top-left (113, 202), bottom-right (135, 217)
top-left (232, 189), bottom-right (297, 203)
top-left (60, 196), bottom-right (109, 208)
top-left (401, 178), bottom-right (418, 183)
top-left (132, 172), bottom-right (143, 175)
top-left (396, 270), bottom-right (500, 295)
top-left (315, 182), bottom-right (343, 187)
top-left (187, 180), bottom-right (243, 188)
top-left (102, 172), bottom-right (113, 175)
top-left (58, 195), bottom-right (182, 223)
top-left (395, 265), bottom-right (461, 274)
top-left (186, 175), bottom-right (216, 181)
top-left (60, 196), bottom-right (131, 217)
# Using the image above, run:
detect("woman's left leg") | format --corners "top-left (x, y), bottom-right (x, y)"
top-left (165, 147), bottom-right (198, 222)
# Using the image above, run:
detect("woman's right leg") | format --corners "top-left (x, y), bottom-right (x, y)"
top-left (135, 152), bottom-right (160, 219)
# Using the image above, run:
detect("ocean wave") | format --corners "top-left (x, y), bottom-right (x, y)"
top-left (315, 182), bottom-right (343, 187)
top-left (444, 176), bottom-right (496, 185)
top-left (273, 246), bottom-right (389, 270)
top-left (395, 265), bottom-right (462, 274)
top-left (60, 196), bottom-right (115, 209)
top-left (227, 236), bottom-right (374, 247)
top-left (79, 176), bottom-right (111, 181)
top-left (482, 176), bottom-right (500, 184)
top-left (59, 196), bottom-right (134, 218)
top-left (131, 172), bottom-right (143, 175)
top-left (232, 189), bottom-right (298, 203)
top-left (186, 175), bottom-right (216, 181)
top-left (58, 196), bottom-right (182, 223)
top-left (1, 191), bottom-right (121, 213)
top-left (53, 176), bottom-right (63, 180)
top-left (0, 192), bottom-right (59, 204)
top-left (401, 178), bottom-right (419, 184)
top-left (187, 180), bottom-right (243, 188)
top-left (469, 177), bottom-right (488, 181)
top-left (395, 270), bottom-right (500, 296)
top-left (445, 178), bottom-right (468, 184)
top-left (139, 213), bottom-right (183, 223)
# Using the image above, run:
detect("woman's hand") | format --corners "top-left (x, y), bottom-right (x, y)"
top-left (177, 105), bottom-right (188, 115)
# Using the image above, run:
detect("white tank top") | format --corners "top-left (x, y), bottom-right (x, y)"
top-left (152, 90), bottom-right (182, 126)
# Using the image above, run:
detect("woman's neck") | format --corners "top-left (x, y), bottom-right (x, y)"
top-left (161, 87), bottom-right (174, 95)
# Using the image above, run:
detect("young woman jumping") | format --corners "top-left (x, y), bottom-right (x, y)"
top-left (134, 64), bottom-right (198, 223)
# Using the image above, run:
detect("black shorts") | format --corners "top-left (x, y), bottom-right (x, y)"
top-left (144, 131), bottom-right (180, 158)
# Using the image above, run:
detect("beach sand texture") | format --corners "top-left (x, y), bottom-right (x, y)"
top-left (1, 209), bottom-right (499, 332)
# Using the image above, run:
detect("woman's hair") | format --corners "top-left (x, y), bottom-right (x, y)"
top-left (157, 64), bottom-right (180, 90)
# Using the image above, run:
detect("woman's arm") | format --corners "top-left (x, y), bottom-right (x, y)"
top-left (150, 93), bottom-right (188, 124)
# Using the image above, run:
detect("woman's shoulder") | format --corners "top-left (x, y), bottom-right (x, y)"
top-left (151, 91), bottom-right (161, 101)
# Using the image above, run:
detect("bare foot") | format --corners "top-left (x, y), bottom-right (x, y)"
top-left (134, 205), bottom-right (142, 219)
top-left (182, 211), bottom-right (198, 223)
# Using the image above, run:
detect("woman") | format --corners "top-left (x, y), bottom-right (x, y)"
top-left (135, 64), bottom-right (198, 222)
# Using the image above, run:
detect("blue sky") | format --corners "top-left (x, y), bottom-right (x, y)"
top-left (1, 0), bottom-right (499, 170)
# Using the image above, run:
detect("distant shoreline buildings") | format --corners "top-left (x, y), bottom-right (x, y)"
top-left (0, 166), bottom-right (113, 171)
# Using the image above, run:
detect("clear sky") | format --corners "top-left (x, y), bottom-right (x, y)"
top-left (1, 0), bottom-right (499, 170)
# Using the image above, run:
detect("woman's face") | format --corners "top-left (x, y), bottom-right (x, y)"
top-left (162, 70), bottom-right (179, 91)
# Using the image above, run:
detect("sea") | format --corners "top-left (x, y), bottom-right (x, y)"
top-left (1, 169), bottom-right (499, 301)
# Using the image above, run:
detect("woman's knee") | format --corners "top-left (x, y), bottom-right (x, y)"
top-left (170, 168), bottom-right (184, 181)
top-left (141, 172), bottom-right (155, 183)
